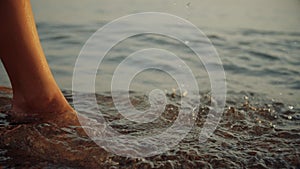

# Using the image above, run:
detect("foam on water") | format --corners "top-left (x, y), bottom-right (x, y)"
top-left (0, 88), bottom-right (299, 168)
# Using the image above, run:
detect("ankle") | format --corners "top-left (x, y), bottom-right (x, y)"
top-left (12, 91), bottom-right (73, 114)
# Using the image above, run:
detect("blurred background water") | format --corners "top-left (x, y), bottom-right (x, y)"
top-left (0, 0), bottom-right (299, 105)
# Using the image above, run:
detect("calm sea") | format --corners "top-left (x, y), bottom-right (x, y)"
top-left (0, 0), bottom-right (299, 104)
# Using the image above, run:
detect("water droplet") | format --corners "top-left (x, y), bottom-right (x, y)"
top-left (244, 96), bottom-right (249, 100)
top-left (182, 91), bottom-right (188, 97)
top-left (186, 2), bottom-right (191, 8)
top-left (288, 116), bottom-right (292, 120)
top-left (288, 105), bottom-right (294, 110)
top-left (184, 40), bottom-right (189, 45)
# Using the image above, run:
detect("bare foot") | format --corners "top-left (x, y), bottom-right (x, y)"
top-left (0, 88), bottom-right (111, 168)
top-left (0, 85), bottom-right (80, 125)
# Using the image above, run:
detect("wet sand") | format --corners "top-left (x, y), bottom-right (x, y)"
top-left (0, 87), bottom-right (299, 168)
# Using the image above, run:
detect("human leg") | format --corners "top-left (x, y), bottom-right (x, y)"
top-left (0, 0), bottom-right (74, 121)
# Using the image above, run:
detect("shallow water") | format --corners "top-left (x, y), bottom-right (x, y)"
top-left (0, 87), bottom-right (299, 168)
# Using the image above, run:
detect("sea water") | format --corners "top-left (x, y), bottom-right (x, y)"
top-left (0, 0), bottom-right (299, 168)
top-left (0, 0), bottom-right (299, 105)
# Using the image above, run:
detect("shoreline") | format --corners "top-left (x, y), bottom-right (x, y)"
top-left (0, 86), bottom-right (299, 168)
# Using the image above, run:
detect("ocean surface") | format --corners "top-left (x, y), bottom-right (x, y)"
top-left (0, 0), bottom-right (300, 168)
top-left (0, 0), bottom-right (299, 105)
